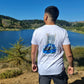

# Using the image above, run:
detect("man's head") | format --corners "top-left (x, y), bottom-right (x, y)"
top-left (44, 6), bottom-right (59, 24)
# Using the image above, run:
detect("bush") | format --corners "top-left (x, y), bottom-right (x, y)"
top-left (0, 63), bottom-right (9, 69)
top-left (64, 47), bottom-right (84, 67)
top-left (72, 47), bottom-right (84, 58)
top-left (0, 69), bottom-right (23, 79)
top-left (0, 37), bottom-right (29, 67)
top-left (0, 37), bottom-right (32, 71)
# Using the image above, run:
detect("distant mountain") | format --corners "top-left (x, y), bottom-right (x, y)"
top-left (0, 15), bottom-right (84, 30)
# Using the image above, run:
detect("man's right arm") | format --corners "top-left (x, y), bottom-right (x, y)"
top-left (63, 44), bottom-right (74, 75)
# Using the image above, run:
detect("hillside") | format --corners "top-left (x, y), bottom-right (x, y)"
top-left (0, 15), bottom-right (44, 30)
top-left (0, 15), bottom-right (84, 33)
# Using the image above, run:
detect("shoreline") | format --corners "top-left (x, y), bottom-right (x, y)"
top-left (0, 28), bottom-right (35, 31)
top-left (0, 28), bottom-right (20, 31)
top-left (0, 28), bottom-right (84, 34)
top-left (70, 30), bottom-right (84, 34)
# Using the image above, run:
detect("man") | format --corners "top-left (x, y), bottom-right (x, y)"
top-left (31, 6), bottom-right (74, 84)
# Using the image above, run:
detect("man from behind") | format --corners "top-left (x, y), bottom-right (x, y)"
top-left (31, 6), bottom-right (74, 84)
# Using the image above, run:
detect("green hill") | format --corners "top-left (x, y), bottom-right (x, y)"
top-left (0, 15), bottom-right (84, 33)
top-left (0, 15), bottom-right (44, 30)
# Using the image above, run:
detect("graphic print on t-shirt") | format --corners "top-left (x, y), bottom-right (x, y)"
top-left (43, 34), bottom-right (56, 54)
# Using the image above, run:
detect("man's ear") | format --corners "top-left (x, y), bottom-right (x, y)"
top-left (44, 13), bottom-right (48, 21)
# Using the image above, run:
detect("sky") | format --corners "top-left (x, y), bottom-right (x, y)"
top-left (0, 0), bottom-right (84, 22)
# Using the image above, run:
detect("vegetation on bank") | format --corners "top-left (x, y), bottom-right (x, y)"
top-left (0, 28), bottom-right (20, 31)
top-left (64, 46), bottom-right (84, 68)
top-left (0, 15), bottom-right (84, 34)
top-left (0, 37), bottom-right (31, 70)
top-left (0, 37), bottom-right (31, 79)
top-left (0, 69), bottom-right (22, 79)
top-left (0, 37), bottom-right (84, 79)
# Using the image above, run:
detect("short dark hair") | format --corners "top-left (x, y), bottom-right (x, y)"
top-left (45, 6), bottom-right (59, 22)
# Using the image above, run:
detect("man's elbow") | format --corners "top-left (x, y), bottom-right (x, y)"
top-left (31, 51), bottom-right (35, 56)
top-left (66, 53), bottom-right (73, 58)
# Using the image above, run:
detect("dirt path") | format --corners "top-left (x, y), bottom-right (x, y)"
top-left (0, 70), bottom-right (84, 84)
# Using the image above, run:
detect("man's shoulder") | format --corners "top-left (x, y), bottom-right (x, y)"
top-left (36, 25), bottom-right (45, 30)
top-left (56, 25), bottom-right (67, 33)
top-left (34, 25), bottom-right (45, 32)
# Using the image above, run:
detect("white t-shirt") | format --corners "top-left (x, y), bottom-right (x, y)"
top-left (31, 25), bottom-right (70, 75)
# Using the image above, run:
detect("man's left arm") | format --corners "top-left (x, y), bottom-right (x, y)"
top-left (63, 45), bottom-right (74, 75)
top-left (62, 30), bottom-right (74, 75)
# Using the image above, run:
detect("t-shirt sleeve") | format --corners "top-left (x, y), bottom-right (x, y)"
top-left (63, 30), bottom-right (70, 45)
top-left (31, 30), bottom-right (38, 45)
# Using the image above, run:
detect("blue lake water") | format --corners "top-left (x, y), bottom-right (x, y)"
top-left (0, 29), bottom-right (84, 50)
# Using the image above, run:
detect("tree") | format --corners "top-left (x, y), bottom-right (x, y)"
top-left (0, 37), bottom-right (29, 67)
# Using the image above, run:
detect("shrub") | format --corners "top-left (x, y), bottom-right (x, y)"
top-left (0, 63), bottom-right (9, 69)
top-left (0, 69), bottom-right (23, 79)
top-left (0, 37), bottom-right (32, 71)
top-left (0, 37), bottom-right (29, 67)
top-left (64, 47), bottom-right (84, 67)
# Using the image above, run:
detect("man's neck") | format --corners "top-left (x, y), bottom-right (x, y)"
top-left (45, 21), bottom-right (55, 25)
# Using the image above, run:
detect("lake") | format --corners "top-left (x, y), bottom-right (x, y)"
top-left (0, 29), bottom-right (84, 50)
